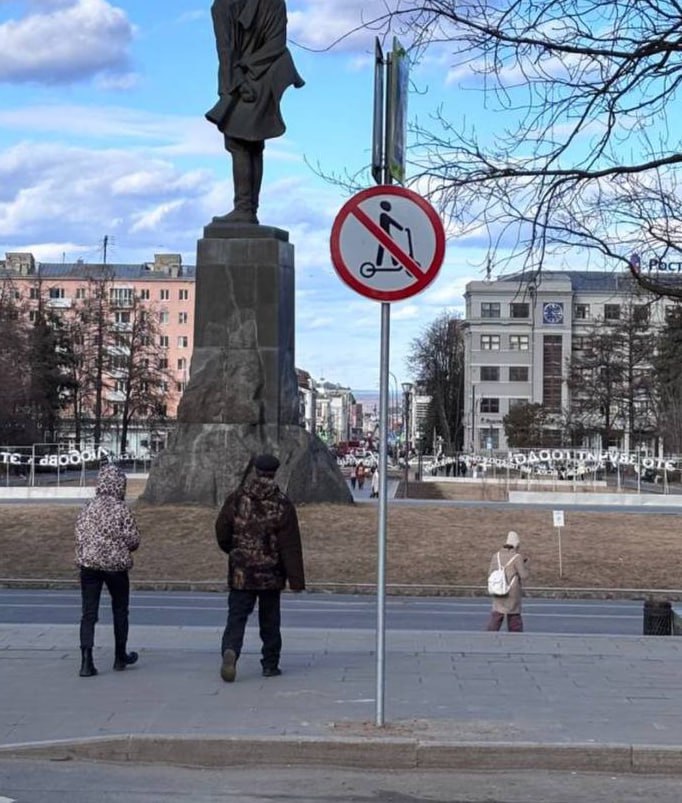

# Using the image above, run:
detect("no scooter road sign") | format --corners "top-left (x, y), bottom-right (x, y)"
top-left (330, 185), bottom-right (446, 302)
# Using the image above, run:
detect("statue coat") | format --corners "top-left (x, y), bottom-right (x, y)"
top-left (206, 0), bottom-right (304, 142)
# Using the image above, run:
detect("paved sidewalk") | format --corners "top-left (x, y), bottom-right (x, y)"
top-left (2, 624), bottom-right (682, 773)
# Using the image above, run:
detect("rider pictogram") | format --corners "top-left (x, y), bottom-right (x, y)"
top-left (360, 201), bottom-right (421, 279)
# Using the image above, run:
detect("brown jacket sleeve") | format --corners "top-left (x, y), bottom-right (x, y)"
top-left (215, 492), bottom-right (237, 554)
top-left (277, 500), bottom-right (305, 591)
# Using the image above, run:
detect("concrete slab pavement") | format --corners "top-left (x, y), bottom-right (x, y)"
top-left (2, 624), bottom-right (682, 773)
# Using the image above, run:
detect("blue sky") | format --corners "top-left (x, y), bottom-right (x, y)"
top-left (0, 0), bottom-right (488, 391)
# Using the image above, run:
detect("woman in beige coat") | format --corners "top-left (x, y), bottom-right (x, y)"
top-left (486, 531), bottom-right (529, 632)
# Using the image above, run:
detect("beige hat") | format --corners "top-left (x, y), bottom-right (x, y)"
top-left (505, 531), bottom-right (520, 548)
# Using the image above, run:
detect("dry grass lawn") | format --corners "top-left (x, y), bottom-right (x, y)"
top-left (1, 478), bottom-right (681, 596)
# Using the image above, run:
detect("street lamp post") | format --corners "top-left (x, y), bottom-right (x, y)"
top-left (402, 381), bottom-right (413, 497)
top-left (388, 371), bottom-right (400, 460)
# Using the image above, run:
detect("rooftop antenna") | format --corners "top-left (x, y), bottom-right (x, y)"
top-left (103, 235), bottom-right (109, 265)
top-left (485, 257), bottom-right (492, 282)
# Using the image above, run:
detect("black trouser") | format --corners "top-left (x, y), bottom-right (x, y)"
top-left (79, 567), bottom-right (130, 654)
top-left (221, 589), bottom-right (282, 670)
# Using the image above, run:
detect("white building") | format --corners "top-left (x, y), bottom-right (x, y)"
top-left (463, 270), bottom-right (674, 452)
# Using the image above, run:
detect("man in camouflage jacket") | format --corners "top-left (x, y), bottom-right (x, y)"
top-left (215, 453), bottom-right (305, 681)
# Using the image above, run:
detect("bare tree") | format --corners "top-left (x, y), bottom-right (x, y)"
top-left (110, 297), bottom-right (172, 455)
top-left (0, 275), bottom-right (36, 444)
top-left (359, 1), bottom-right (682, 295)
top-left (654, 306), bottom-right (682, 453)
top-left (567, 304), bottom-right (656, 447)
top-left (406, 312), bottom-right (465, 451)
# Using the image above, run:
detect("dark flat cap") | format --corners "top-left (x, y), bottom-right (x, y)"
top-left (254, 454), bottom-right (280, 473)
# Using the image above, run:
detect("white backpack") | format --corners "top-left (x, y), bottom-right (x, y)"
top-left (487, 552), bottom-right (517, 596)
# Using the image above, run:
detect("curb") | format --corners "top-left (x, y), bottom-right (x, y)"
top-left (2, 735), bottom-right (682, 774)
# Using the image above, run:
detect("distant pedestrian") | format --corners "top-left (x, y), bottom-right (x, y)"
top-left (370, 467), bottom-right (380, 498)
top-left (356, 462), bottom-right (366, 490)
top-left (486, 530), bottom-right (529, 632)
top-left (350, 463), bottom-right (357, 490)
top-left (215, 453), bottom-right (305, 682)
top-left (75, 463), bottom-right (141, 677)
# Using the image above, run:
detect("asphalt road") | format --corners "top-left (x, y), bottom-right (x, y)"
top-left (0, 589), bottom-right (647, 635)
top-left (2, 760), bottom-right (682, 803)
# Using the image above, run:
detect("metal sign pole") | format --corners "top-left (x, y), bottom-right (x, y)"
top-left (376, 302), bottom-right (390, 727)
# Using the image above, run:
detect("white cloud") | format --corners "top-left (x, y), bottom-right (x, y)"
top-left (0, 0), bottom-right (134, 84)
top-left (288, 0), bottom-right (395, 53)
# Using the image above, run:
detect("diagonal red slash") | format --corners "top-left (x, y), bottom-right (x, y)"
top-left (351, 206), bottom-right (426, 279)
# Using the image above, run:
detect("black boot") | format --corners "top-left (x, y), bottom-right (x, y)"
top-left (113, 650), bottom-right (139, 671)
top-left (79, 648), bottom-right (98, 677)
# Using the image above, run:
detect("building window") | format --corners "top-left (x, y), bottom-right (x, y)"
top-left (139, 288), bottom-right (150, 300)
top-left (509, 366), bottom-right (529, 382)
top-left (509, 335), bottom-right (529, 351)
top-left (30, 287), bottom-right (40, 300)
top-left (159, 335), bottom-right (169, 348)
top-left (574, 303), bottom-right (590, 320)
top-left (160, 289), bottom-right (170, 300)
top-left (508, 398), bottom-right (528, 410)
top-left (159, 357), bottom-right (168, 370)
top-left (178, 312), bottom-right (188, 324)
top-left (110, 355), bottom-right (128, 370)
top-left (481, 302), bottom-right (501, 318)
top-left (176, 381), bottom-right (186, 393)
top-left (481, 335), bottom-right (500, 351)
top-left (75, 288), bottom-right (86, 300)
top-left (110, 287), bottom-right (133, 307)
top-left (480, 366), bottom-right (500, 381)
top-left (479, 428), bottom-right (499, 449)
top-left (29, 310), bottom-right (38, 322)
top-left (177, 336), bottom-right (189, 348)
top-left (114, 311), bottom-right (130, 324)
top-left (573, 336), bottom-right (586, 351)
top-left (633, 305), bottom-right (649, 325)
top-left (159, 311), bottom-right (169, 324)
top-left (480, 397), bottom-right (499, 413)
top-left (543, 335), bottom-right (562, 411)
top-left (510, 302), bottom-right (529, 319)
top-left (604, 304), bottom-right (620, 321)
top-left (179, 289), bottom-right (189, 300)
top-left (177, 357), bottom-right (187, 371)
top-left (48, 287), bottom-right (65, 299)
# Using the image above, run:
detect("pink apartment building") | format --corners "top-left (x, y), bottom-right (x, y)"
top-left (0, 251), bottom-right (195, 456)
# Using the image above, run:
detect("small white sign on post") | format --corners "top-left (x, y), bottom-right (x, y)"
top-left (553, 510), bottom-right (564, 577)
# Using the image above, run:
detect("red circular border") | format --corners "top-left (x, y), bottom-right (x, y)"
top-left (329, 185), bottom-right (446, 302)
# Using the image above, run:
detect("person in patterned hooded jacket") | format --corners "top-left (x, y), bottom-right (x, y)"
top-left (215, 453), bottom-right (305, 682)
top-left (75, 462), bottom-right (141, 677)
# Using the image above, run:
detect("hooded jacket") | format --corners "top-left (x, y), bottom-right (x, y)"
top-left (215, 474), bottom-right (305, 591)
top-left (75, 464), bottom-right (141, 571)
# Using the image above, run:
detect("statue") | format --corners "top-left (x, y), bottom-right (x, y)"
top-left (206, 0), bottom-right (305, 225)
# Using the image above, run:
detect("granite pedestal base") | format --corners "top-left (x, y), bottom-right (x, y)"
top-left (142, 223), bottom-right (351, 507)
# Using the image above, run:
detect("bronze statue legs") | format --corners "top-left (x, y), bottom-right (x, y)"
top-left (214, 137), bottom-right (265, 225)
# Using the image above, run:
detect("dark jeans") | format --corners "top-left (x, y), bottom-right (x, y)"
top-left (79, 567), bottom-right (130, 653)
top-left (486, 611), bottom-right (523, 632)
top-left (221, 589), bottom-right (282, 670)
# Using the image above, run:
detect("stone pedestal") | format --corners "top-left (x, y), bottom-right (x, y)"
top-left (142, 223), bottom-right (351, 507)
